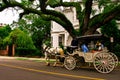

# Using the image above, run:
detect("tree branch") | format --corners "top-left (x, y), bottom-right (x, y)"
top-left (80, 0), bottom-right (93, 35)
top-left (43, 9), bottom-right (78, 38)
top-left (0, 0), bottom-right (77, 38)
top-left (2, 0), bottom-right (9, 4)
top-left (43, 14), bottom-right (77, 38)
top-left (39, 0), bottom-right (47, 11)
top-left (85, 4), bottom-right (120, 35)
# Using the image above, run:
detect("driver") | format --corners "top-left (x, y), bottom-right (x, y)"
top-left (81, 43), bottom-right (89, 53)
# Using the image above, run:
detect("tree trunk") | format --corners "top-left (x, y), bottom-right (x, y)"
top-left (12, 44), bottom-right (15, 56)
top-left (8, 45), bottom-right (12, 56)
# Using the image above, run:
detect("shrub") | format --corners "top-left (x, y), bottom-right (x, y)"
top-left (112, 44), bottom-right (120, 60)
top-left (15, 48), bottom-right (42, 57)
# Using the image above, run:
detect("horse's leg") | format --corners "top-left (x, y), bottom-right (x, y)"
top-left (53, 55), bottom-right (57, 66)
top-left (47, 54), bottom-right (51, 66)
top-left (53, 55), bottom-right (60, 66)
top-left (45, 52), bottom-right (50, 66)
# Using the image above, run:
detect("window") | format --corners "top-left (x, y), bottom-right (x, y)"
top-left (59, 34), bottom-right (65, 46)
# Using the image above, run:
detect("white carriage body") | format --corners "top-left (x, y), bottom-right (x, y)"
top-left (73, 49), bottom-right (108, 62)
top-left (75, 51), bottom-right (99, 62)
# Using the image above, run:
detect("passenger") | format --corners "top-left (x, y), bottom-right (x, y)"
top-left (96, 41), bottom-right (104, 51)
top-left (81, 44), bottom-right (89, 53)
top-left (98, 43), bottom-right (104, 51)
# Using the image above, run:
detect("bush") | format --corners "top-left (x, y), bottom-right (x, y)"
top-left (0, 43), bottom-right (6, 50)
top-left (112, 44), bottom-right (120, 60)
top-left (15, 48), bottom-right (42, 57)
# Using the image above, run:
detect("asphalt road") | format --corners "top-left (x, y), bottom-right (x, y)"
top-left (0, 58), bottom-right (120, 80)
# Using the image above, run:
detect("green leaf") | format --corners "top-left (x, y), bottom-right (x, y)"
top-left (47, 0), bottom-right (60, 6)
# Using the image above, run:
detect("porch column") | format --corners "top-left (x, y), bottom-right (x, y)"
top-left (52, 34), bottom-right (59, 48)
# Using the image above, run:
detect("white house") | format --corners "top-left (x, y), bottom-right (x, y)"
top-left (51, 6), bottom-right (79, 48)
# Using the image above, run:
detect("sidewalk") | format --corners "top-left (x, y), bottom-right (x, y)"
top-left (0, 56), bottom-right (46, 61)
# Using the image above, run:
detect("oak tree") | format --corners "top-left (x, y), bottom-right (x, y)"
top-left (0, 0), bottom-right (120, 38)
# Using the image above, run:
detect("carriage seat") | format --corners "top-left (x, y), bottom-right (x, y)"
top-left (67, 46), bottom-right (78, 54)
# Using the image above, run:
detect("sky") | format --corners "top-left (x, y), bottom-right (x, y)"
top-left (0, 8), bottom-right (19, 24)
top-left (0, 0), bottom-right (21, 24)
top-left (0, 0), bottom-right (74, 24)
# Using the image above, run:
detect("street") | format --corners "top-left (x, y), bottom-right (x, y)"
top-left (0, 58), bottom-right (120, 80)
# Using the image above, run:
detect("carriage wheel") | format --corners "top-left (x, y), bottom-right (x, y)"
top-left (93, 52), bottom-right (115, 73)
top-left (64, 56), bottom-right (76, 70)
top-left (109, 52), bottom-right (118, 67)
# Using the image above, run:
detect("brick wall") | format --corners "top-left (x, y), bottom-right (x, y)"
top-left (0, 46), bottom-right (8, 56)
top-left (0, 50), bottom-right (8, 56)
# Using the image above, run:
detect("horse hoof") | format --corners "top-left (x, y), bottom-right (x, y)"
top-left (53, 64), bottom-right (56, 67)
top-left (53, 64), bottom-right (57, 67)
top-left (46, 63), bottom-right (50, 66)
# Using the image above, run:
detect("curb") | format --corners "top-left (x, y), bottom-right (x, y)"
top-left (0, 56), bottom-right (55, 62)
top-left (0, 56), bottom-right (45, 61)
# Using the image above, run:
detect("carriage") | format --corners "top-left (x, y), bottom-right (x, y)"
top-left (63, 34), bottom-right (118, 73)
top-left (46, 34), bottom-right (118, 74)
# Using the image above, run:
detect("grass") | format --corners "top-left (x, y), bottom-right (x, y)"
top-left (118, 62), bottom-right (120, 65)
top-left (32, 59), bottom-right (55, 63)
top-left (16, 57), bottom-right (56, 63)
top-left (16, 58), bottom-right (29, 60)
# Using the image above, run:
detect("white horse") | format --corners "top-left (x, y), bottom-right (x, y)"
top-left (44, 47), bottom-right (64, 66)
top-left (45, 47), bottom-right (57, 60)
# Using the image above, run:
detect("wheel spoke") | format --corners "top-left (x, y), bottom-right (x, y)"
top-left (64, 56), bottom-right (76, 70)
top-left (109, 52), bottom-right (118, 67)
top-left (94, 53), bottom-right (115, 73)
